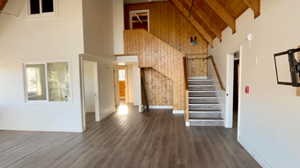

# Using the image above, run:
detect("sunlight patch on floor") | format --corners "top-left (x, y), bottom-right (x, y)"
top-left (117, 104), bottom-right (129, 115)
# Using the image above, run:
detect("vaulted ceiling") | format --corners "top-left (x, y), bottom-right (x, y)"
top-left (0, 0), bottom-right (8, 10)
top-left (169, 0), bottom-right (260, 44)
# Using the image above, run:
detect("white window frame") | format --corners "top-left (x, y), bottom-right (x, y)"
top-left (23, 61), bottom-right (71, 103)
top-left (27, 0), bottom-right (58, 17)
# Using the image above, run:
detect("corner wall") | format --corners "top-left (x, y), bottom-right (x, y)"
top-left (209, 1), bottom-right (300, 167)
top-left (0, 0), bottom-right (84, 132)
top-left (113, 0), bottom-right (124, 55)
top-left (82, 0), bottom-right (115, 119)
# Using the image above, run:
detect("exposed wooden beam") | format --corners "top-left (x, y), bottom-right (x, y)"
top-left (243, 0), bottom-right (261, 18)
top-left (170, 0), bottom-right (213, 44)
top-left (184, 0), bottom-right (222, 40)
top-left (0, 0), bottom-right (8, 11)
top-left (203, 0), bottom-right (236, 33)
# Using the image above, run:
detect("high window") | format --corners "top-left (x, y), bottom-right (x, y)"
top-left (29, 0), bottom-right (55, 15)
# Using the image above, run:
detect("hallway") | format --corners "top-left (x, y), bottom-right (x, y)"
top-left (0, 105), bottom-right (260, 168)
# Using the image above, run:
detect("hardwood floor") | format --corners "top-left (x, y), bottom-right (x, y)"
top-left (0, 105), bottom-right (261, 168)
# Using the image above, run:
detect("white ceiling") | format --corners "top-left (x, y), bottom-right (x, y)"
top-left (125, 0), bottom-right (167, 4)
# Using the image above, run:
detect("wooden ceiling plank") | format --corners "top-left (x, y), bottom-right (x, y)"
top-left (170, 0), bottom-right (213, 44)
top-left (203, 0), bottom-right (236, 33)
top-left (0, 0), bottom-right (8, 11)
top-left (184, 0), bottom-right (222, 40)
top-left (243, 0), bottom-right (261, 18)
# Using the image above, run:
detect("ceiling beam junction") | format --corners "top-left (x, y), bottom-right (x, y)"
top-left (170, 0), bottom-right (214, 44)
top-left (243, 0), bottom-right (261, 18)
top-left (204, 0), bottom-right (236, 34)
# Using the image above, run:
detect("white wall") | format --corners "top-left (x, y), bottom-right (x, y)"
top-left (113, 0), bottom-right (124, 55)
top-left (1, 0), bottom-right (26, 16)
top-left (126, 65), bottom-right (134, 103)
top-left (209, 1), bottom-right (300, 167)
top-left (0, 0), bottom-right (84, 132)
top-left (83, 61), bottom-right (97, 113)
top-left (125, 63), bottom-right (142, 106)
top-left (82, 0), bottom-right (116, 120)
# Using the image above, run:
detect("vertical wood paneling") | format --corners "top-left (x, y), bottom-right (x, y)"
top-left (125, 2), bottom-right (208, 77)
top-left (125, 29), bottom-right (185, 109)
top-left (124, 2), bottom-right (209, 108)
top-left (125, 2), bottom-right (208, 54)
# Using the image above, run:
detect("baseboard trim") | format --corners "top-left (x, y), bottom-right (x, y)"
top-left (238, 137), bottom-right (273, 168)
top-left (172, 110), bottom-right (184, 114)
top-left (149, 106), bottom-right (173, 109)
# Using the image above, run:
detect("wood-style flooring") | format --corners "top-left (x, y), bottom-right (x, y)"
top-left (0, 105), bottom-right (261, 168)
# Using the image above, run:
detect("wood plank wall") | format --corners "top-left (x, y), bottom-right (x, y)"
top-left (125, 2), bottom-right (207, 53)
top-left (125, 29), bottom-right (185, 109)
top-left (124, 2), bottom-right (209, 108)
top-left (125, 1), bottom-right (208, 77)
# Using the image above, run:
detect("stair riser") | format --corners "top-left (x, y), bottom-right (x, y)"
top-left (189, 92), bottom-right (216, 97)
top-left (189, 98), bottom-right (218, 104)
top-left (190, 120), bottom-right (224, 126)
top-left (189, 86), bottom-right (215, 91)
top-left (189, 104), bottom-right (220, 109)
top-left (189, 81), bottom-right (214, 85)
top-left (190, 112), bottom-right (222, 119)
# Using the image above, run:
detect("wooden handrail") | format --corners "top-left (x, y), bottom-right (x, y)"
top-left (188, 55), bottom-right (225, 90)
top-left (182, 56), bottom-right (190, 124)
top-left (183, 56), bottom-right (189, 90)
top-left (206, 55), bottom-right (225, 91)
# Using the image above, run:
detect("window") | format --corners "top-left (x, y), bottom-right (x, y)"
top-left (25, 62), bottom-right (70, 102)
top-left (29, 0), bottom-right (55, 15)
top-left (25, 64), bottom-right (47, 101)
top-left (118, 70), bottom-right (126, 81)
top-left (47, 62), bottom-right (70, 101)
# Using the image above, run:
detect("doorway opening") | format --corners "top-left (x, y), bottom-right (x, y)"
top-left (82, 60), bottom-right (100, 130)
top-left (225, 48), bottom-right (242, 132)
top-left (115, 57), bottom-right (143, 112)
top-left (233, 52), bottom-right (240, 129)
top-left (129, 9), bottom-right (150, 31)
top-left (118, 66), bottom-right (127, 102)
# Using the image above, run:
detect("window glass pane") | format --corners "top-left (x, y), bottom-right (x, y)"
top-left (47, 62), bottom-right (70, 102)
top-left (25, 64), bottom-right (47, 101)
top-left (30, 0), bottom-right (40, 14)
top-left (118, 70), bottom-right (126, 81)
top-left (42, 0), bottom-right (54, 13)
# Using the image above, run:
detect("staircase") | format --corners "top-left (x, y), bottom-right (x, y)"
top-left (187, 77), bottom-right (224, 126)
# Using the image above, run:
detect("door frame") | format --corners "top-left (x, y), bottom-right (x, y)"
top-left (80, 55), bottom-right (101, 131)
top-left (115, 56), bottom-right (142, 112)
top-left (225, 46), bottom-right (243, 137)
